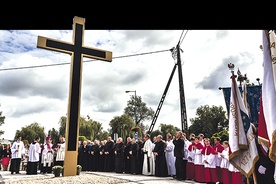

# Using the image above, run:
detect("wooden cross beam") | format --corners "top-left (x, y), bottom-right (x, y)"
top-left (37, 16), bottom-right (112, 176)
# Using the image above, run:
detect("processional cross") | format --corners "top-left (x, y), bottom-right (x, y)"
top-left (37, 16), bottom-right (112, 176)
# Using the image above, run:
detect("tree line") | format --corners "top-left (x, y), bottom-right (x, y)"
top-left (0, 95), bottom-right (230, 145)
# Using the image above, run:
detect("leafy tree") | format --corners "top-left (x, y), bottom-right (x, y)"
top-left (150, 129), bottom-right (162, 142)
top-left (79, 117), bottom-right (104, 141)
top-left (58, 116), bottom-right (67, 137)
top-left (0, 104), bottom-right (5, 137)
top-left (79, 116), bottom-right (92, 140)
top-left (188, 105), bottom-right (228, 138)
top-left (78, 135), bottom-right (87, 143)
top-left (14, 122), bottom-right (46, 144)
top-left (90, 120), bottom-right (104, 140)
top-left (98, 130), bottom-right (109, 141)
top-left (48, 128), bottom-right (60, 144)
top-left (160, 123), bottom-right (178, 140)
top-left (22, 140), bottom-right (29, 146)
top-left (58, 115), bottom-right (106, 141)
top-left (124, 95), bottom-right (155, 132)
top-left (109, 114), bottom-right (135, 142)
top-left (149, 123), bottom-right (179, 141)
top-left (211, 129), bottom-right (229, 143)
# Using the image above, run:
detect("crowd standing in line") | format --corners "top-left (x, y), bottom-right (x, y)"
top-left (0, 131), bottom-right (275, 184)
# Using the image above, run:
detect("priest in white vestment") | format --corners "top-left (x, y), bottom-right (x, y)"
top-left (142, 134), bottom-right (155, 176)
top-left (55, 136), bottom-right (66, 166)
top-left (41, 136), bottom-right (54, 174)
top-left (165, 133), bottom-right (176, 177)
top-left (27, 137), bottom-right (41, 175)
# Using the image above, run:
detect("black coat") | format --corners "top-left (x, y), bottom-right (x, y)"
top-left (114, 142), bottom-right (125, 173)
top-left (255, 143), bottom-right (275, 184)
top-left (104, 141), bottom-right (115, 172)
top-left (137, 141), bottom-right (144, 174)
top-left (78, 145), bottom-right (90, 171)
top-left (173, 138), bottom-right (184, 158)
top-left (153, 141), bottom-right (168, 177)
top-left (129, 143), bottom-right (138, 174)
top-left (91, 144), bottom-right (100, 171)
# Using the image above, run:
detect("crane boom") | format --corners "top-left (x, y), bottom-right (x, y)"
top-left (148, 63), bottom-right (177, 133)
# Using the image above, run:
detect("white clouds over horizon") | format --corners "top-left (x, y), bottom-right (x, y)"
top-left (0, 29), bottom-right (263, 140)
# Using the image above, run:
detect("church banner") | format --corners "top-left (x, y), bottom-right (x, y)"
top-left (220, 85), bottom-right (261, 128)
top-left (261, 30), bottom-right (276, 163)
top-left (228, 74), bottom-right (259, 178)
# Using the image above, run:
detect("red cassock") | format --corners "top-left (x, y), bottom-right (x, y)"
top-left (213, 143), bottom-right (224, 183)
top-left (194, 143), bottom-right (205, 183)
top-left (227, 147), bottom-right (244, 184)
top-left (186, 143), bottom-right (196, 180)
top-left (220, 147), bottom-right (232, 184)
top-left (202, 145), bottom-right (219, 183)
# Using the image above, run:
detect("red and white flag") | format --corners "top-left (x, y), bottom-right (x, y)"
top-left (228, 72), bottom-right (259, 178)
top-left (261, 30), bottom-right (276, 162)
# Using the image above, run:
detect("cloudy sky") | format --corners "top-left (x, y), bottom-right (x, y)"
top-left (0, 29), bottom-right (264, 140)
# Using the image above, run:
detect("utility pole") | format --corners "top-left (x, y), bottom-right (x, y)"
top-left (148, 43), bottom-right (188, 135)
top-left (176, 42), bottom-right (188, 135)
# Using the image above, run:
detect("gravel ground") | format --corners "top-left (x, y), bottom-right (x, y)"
top-left (2, 173), bottom-right (129, 184)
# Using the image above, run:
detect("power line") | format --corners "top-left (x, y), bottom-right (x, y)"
top-left (0, 49), bottom-right (170, 72)
top-left (179, 30), bottom-right (189, 46)
top-left (178, 30), bottom-right (185, 45)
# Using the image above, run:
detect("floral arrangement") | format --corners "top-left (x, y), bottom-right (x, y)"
top-left (131, 126), bottom-right (141, 132)
top-left (52, 165), bottom-right (63, 177)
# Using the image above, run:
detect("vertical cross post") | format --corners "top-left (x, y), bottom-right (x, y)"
top-left (37, 16), bottom-right (112, 176)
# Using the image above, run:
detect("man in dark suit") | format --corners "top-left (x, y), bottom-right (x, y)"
top-left (173, 131), bottom-right (185, 181)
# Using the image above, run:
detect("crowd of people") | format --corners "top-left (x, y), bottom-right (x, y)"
top-left (77, 132), bottom-right (245, 184)
top-left (0, 131), bottom-right (275, 184)
top-left (0, 135), bottom-right (66, 175)
top-left (76, 131), bottom-right (275, 184)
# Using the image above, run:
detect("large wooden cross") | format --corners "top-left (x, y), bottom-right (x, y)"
top-left (37, 16), bottom-right (112, 176)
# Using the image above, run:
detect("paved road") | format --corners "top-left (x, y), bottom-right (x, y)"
top-left (91, 172), bottom-right (203, 183)
top-left (0, 170), bottom-right (203, 184)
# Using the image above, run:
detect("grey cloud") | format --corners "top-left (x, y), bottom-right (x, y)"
top-left (196, 52), bottom-right (257, 90)
top-left (9, 102), bottom-right (55, 117)
top-left (81, 68), bottom-right (147, 113)
top-left (0, 70), bottom-right (68, 99)
top-left (215, 31), bottom-right (229, 40)
top-left (114, 30), bottom-right (179, 51)
top-left (143, 93), bottom-right (160, 106)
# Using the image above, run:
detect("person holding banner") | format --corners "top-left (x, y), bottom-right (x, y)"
top-left (255, 141), bottom-right (275, 184)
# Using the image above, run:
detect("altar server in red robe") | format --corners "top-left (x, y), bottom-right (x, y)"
top-left (213, 137), bottom-right (224, 183)
top-left (202, 138), bottom-right (219, 184)
top-left (220, 141), bottom-right (232, 184)
top-left (187, 137), bottom-right (196, 180)
top-left (194, 136), bottom-right (205, 183)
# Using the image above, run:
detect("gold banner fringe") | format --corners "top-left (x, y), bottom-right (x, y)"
top-left (269, 130), bottom-right (276, 163)
top-left (258, 136), bottom-right (270, 149)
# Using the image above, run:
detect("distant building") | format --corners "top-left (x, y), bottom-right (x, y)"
top-left (0, 138), bottom-right (12, 145)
